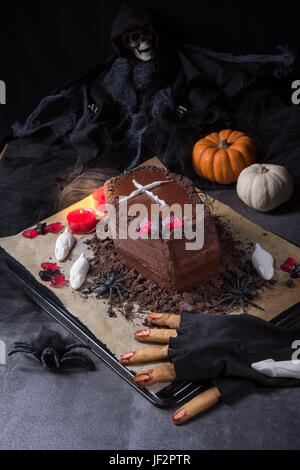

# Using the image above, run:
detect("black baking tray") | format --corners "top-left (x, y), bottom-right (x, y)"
top-left (1, 246), bottom-right (300, 409)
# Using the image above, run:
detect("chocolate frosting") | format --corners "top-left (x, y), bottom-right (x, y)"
top-left (104, 165), bottom-right (221, 290)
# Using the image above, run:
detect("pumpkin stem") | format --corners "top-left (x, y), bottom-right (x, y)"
top-left (218, 138), bottom-right (230, 149)
top-left (258, 166), bottom-right (269, 174)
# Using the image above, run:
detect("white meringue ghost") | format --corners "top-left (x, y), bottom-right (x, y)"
top-left (252, 358), bottom-right (300, 379)
top-left (70, 253), bottom-right (89, 290)
top-left (251, 243), bottom-right (274, 281)
top-left (55, 227), bottom-right (76, 261)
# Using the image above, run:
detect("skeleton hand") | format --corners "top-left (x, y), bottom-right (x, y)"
top-left (88, 103), bottom-right (99, 115)
top-left (120, 313), bottom-right (221, 424)
top-left (176, 104), bottom-right (189, 119)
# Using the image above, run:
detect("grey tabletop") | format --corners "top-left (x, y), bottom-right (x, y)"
top-left (0, 188), bottom-right (300, 450)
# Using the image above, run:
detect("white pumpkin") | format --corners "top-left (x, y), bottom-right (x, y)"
top-left (237, 163), bottom-right (294, 212)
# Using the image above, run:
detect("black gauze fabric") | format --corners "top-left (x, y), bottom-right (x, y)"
top-left (9, 2), bottom-right (300, 182)
top-left (169, 313), bottom-right (300, 403)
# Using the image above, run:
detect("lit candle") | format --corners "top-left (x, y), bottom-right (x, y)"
top-left (92, 187), bottom-right (106, 212)
top-left (67, 208), bottom-right (97, 235)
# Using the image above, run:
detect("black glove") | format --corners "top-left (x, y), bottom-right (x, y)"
top-left (169, 313), bottom-right (300, 403)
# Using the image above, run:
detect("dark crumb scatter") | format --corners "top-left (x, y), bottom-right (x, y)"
top-left (286, 279), bottom-right (295, 288)
top-left (108, 307), bottom-right (117, 318)
top-left (85, 216), bottom-right (272, 319)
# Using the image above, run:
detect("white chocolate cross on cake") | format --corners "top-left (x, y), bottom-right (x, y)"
top-left (119, 179), bottom-right (171, 206)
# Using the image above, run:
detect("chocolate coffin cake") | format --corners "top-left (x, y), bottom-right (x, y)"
top-left (104, 166), bottom-right (220, 291)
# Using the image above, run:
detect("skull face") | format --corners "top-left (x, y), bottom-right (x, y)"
top-left (122, 25), bottom-right (154, 62)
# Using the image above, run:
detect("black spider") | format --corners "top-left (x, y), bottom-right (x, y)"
top-left (8, 327), bottom-right (95, 370)
top-left (211, 278), bottom-right (264, 314)
top-left (84, 271), bottom-right (136, 308)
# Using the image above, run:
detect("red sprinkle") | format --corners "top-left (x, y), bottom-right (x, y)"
top-left (22, 222), bottom-right (63, 239)
top-left (40, 262), bottom-right (65, 288)
top-left (280, 257), bottom-right (296, 273)
top-left (50, 273), bottom-right (66, 288)
top-left (136, 213), bottom-right (184, 234)
top-left (44, 222), bottom-right (63, 234)
top-left (136, 220), bottom-right (152, 234)
top-left (41, 262), bottom-right (58, 271)
top-left (165, 212), bottom-right (184, 229)
top-left (22, 229), bottom-right (39, 239)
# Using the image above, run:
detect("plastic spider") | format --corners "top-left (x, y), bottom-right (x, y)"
top-left (211, 278), bottom-right (264, 314)
top-left (84, 271), bottom-right (136, 308)
top-left (8, 328), bottom-right (95, 370)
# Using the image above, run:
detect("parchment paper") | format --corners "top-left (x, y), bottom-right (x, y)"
top-left (1, 157), bottom-right (300, 392)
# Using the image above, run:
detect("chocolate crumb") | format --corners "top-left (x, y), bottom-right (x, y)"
top-left (179, 302), bottom-right (194, 313)
top-left (286, 279), bottom-right (295, 288)
top-left (84, 216), bottom-right (270, 319)
top-left (108, 307), bottom-right (117, 318)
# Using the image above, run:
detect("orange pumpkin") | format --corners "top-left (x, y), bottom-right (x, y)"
top-left (192, 129), bottom-right (257, 184)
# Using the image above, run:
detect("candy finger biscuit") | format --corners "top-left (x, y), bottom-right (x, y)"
top-left (133, 363), bottom-right (176, 386)
top-left (147, 313), bottom-right (181, 329)
top-left (120, 345), bottom-right (169, 365)
top-left (134, 329), bottom-right (177, 343)
top-left (172, 387), bottom-right (221, 425)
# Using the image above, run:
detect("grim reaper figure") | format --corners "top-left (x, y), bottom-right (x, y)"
top-left (1, 0), bottom-right (300, 235)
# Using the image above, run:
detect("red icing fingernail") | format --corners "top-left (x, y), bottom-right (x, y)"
top-left (172, 407), bottom-right (187, 422)
top-left (134, 372), bottom-right (151, 384)
top-left (135, 329), bottom-right (151, 337)
top-left (148, 313), bottom-right (163, 319)
top-left (120, 351), bottom-right (136, 362)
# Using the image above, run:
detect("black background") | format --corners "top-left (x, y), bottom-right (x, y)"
top-left (1, 0), bottom-right (300, 141)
